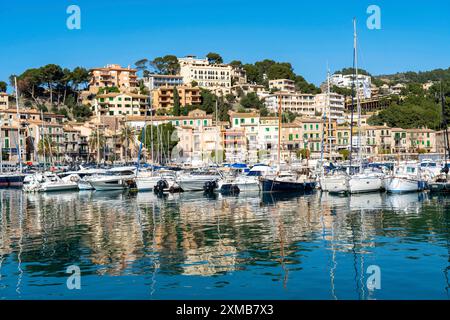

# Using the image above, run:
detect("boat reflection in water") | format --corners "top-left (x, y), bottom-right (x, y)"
top-left (0, 189), bottom-right (449, 299)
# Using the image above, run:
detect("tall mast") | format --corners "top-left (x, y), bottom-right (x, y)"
top-left (354, 19), bottom-right (362, 172)
top-left (41, 109), bottom-right (45, 171)
top-left (215, 99), bottom-right (218, 164)
top-left (349, 18), bottom-right (356, 174)
top-left (441, 82), bottom-right (449, 168)
top-left (278, 94), bottom-right (282, 170)
top-left (0, 114), bottom-right (3, 173)
top-left (327, 67), bottom-right (332, 161)
top-left (96, 112), bottom-right (100, 166)
top-left (150, 96), bottom-right (154, 170)
top-left (14, 77), bottom-right (23, 173)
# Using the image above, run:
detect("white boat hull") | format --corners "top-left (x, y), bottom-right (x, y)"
top-left (386, 177), bottom-right (424, 193)
top-left (41, 183), bottom-right (79, 192)
top-left (90, 177), bottom-right (132, 191)
top-left (177, 176), bottom-right (219, 191)
top-left (348, 175), bottom-right (383, 194)
top-left (320, 176), bottom-right (348, 193)
top-left (78, 180), bottom-right (94, 190)
top-left (136, 176), bottom-right (160, 191)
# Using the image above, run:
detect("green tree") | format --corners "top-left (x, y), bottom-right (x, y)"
top-left (206, 52), bottom-right (223, 64)
top-left (334, 68), bottom-right (371, 76)
top-left (88, 130), bottom-right (106, 162)
top-left (40, 64), bottom-right (64, 105)
top-left (267, 63), bottom-right (295, 80)
top-left (338, 149), bottom-right (350, 160)
top-left (172, 86), bottom-right (181, 116)
top-left (135, 58), bottom-right (149, 77)
top-left (151, 55), bottom-right (180, 75)
top-left (240, 92), bottom-right (264, 110)
top-left (119, 125), bottom-right (137, 162)
top-left (229, 60), bottom-right (243, 68)
top-left (0, 81), bottom-right (6, 92)
top-left (38, 136), bottom-right (57, 163)
top-left (141, 123), bottom-right (178, 164)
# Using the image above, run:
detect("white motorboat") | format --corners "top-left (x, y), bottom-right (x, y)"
top-left (176, 170), bottom-right (221, 191)
top-left (217, 164), bottom-right (274, 192)
top-left (386, 162), bottom-right (426, 193)
top-left (135, 169), bottom-right (178, 191)
top-left (23, 172), bottom-right (79, 192)
top-left (70, 168), bottom-right (107, 190)
top-left (89, 166), bottom-right (136, 191)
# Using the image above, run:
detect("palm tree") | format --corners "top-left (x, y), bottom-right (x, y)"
top-left (88, 129), bottom-right (106, 162)
top-left (119, 125), bottom-right (136, 163)
top-left (38, 136), bottom-right (57, 164)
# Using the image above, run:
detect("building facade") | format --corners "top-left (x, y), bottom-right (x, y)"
top-left (265, 92), bottom-right (316, 116)
top-left (178, 56), bottom-right (233, 93)
top-left (93, 93), bottom-right (150, 116)
top-left (142, 74), bottom-right (184, 90)
top-left (151, 85), bottom-right (201, 110)
top-left (89, 64), bottom-right (138, 93)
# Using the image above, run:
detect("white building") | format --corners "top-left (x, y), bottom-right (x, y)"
top-left (264, 92), bottom-right (316, 117)
top-left (178, 56), bottom-right (233, 94)
top-left (142, 74), bottom-right (184, 90)
top-left (330, 73), bottom-right (372, 99)
top-left (269, 79), bottom-right (296, 92)
top-left (314, 93), bottom-right (345, 122)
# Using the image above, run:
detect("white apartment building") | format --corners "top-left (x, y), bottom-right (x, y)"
top-left (142, 74), bottom-right (184, 90)
top-left (330, 73), bottom-right (372, 99)
top-left (264, 92), bottom-right (316, 117)
top-left (258, 117), bottom-right (280, 162)
top-left (93, 93), bottom-right (150, 116)
top-left (178, 55), bottom-right (233, 93)
top-left (269, 79), bottom-right (296, 92)
top-left (314, 93), bottom-right (345, 122)
top-left (229, 111), bottom-right (260, 163)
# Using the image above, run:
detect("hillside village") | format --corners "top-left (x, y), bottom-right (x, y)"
top-left (0, 53), bottom-right (449, 166)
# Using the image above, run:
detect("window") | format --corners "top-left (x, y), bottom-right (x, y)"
top-left (251, 118), bottom-right (255, 124)
top-left (235, 119), bottom-right (238, 125)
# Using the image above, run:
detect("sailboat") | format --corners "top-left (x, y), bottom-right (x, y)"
top-left (0, 77), bottom-right (25, 188)
top-left (347, 19), bottom-right (384, 194)
top-left (429, 86), bottom-right (450, 192)
top-left (319, 69), bottom-right (350, 193)
top-left (260, 94), bottom-right (317, 192)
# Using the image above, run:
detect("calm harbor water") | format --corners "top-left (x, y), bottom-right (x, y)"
top-left (0, 189), bottom-right (449, 300)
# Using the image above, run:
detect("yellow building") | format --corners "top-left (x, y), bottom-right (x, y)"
top-left (89, 64), bottom-right (138, 93)
top-left (152, 85), bottom-right (201, 110)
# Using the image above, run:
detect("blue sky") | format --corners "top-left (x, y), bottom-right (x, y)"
top-left (1, 0), bottom-right (449, 91)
